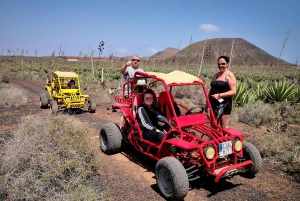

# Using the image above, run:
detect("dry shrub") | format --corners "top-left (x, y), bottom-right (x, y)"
top-left (273, 101), bottom-right (300, 125)
top-left (0, 83), bottom-right (28, 107)
top-left (82, 80), bottom-right (114, 105)
top-left (258, 133), bottom-right (300, 181)
top-left (0, 114), bottom-right (107, 201)
top-left (1, 75), bottom-right (9, 83)
top-left (173, 85), bottom-right (206, 107)
top-left (236, 101), bottom-right (278, 127)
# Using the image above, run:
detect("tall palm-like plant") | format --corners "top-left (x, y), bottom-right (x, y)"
top-left (265, 80), bottom-right (297, 102)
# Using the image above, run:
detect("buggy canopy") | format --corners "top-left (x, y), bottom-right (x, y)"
top-left (143, 70), bottom-right (203, 85)
top-left (53, 71), bottom-right (78, 77)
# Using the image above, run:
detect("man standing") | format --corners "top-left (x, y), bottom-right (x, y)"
top-left (120, 55), bottom-right (144, 95)
top-left (120, 55), bottom-right (143, 81)
top-left (119, 55), bottom-right (144, 131)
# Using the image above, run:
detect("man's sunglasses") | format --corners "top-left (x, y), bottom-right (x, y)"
top-left (132, 59), bottom-right (140, 62)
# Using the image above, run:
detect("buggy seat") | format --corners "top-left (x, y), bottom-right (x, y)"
top-left (132, 93), bottom-right (144, 118)
top-left (158, 91), bottom-right (181, 120)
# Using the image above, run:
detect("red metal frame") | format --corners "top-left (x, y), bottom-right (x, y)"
top-left (112, 71), bottom-right (253, 181)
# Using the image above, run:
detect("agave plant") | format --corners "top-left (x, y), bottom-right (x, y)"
top-left (253, 82), bottom-right (268, 101)
top-left (233, 82), bottom-right (247, 103)
top-left (244, 77), bottom-right (256, 89)
top-left (239, 92), bottom-right (256, 107)
top-left (265, 80), bottom-right (297, 102)
top-left (233, 82), bottom-right (255, 106)
top-left (294, 85), bottom-right (300, 103)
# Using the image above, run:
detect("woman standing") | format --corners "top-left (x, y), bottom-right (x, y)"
top-left (208, 56), bottom-right (237, 128)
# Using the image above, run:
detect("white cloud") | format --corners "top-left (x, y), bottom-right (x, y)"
top-left (117, 47), bottom-right (129, 54)
top-left (144, 47), bottom-right (160, 55)
top-left (199, 24), bottom-right (221, 32)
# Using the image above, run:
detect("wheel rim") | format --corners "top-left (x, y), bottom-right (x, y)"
top-left (158, 168), bottom-right (173, 194)
top-left (100, 131), bottom-right (107, 149)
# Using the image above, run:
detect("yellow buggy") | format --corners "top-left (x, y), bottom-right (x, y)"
top-left (40, 71), bottom-right (96, 114)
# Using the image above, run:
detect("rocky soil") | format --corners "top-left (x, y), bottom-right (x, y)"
top-left (0, 80), bottom-right (299, 201)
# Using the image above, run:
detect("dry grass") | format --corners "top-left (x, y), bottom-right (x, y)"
top-left (0, 83), bottom-right (28, 107)
top-left (0, 114), bottom-right (107, 201)
top-left (235, 101), bottom-right (278, 128)
top-left (235, 100), bottom-right (300, 180)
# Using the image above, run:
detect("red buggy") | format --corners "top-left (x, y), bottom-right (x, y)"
top-left (100, 70), bottom-right (261, 201)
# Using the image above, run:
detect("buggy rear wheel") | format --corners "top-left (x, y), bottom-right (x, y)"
top-left (155, 157), bottom-right (189, 201)
top-left (88, 99), bottom-right (96, 113)
top-left (240, 142), bottom-right (262, 176)
top-left (40, 93), bottom-right (49, 109)
top-left (50, 100), bottom-right (58, 115)
top-left (100, 123), bottom-right (122, 154)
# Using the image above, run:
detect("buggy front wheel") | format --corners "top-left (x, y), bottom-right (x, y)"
top-left (100, 123), bottom-right (122, 154)
top-left (88, 99), bottom-right (96, 113)
top-left (50, 100), bottom-right (58, 115)
top-left (155, 157), bottom-right (189, 201)
top-left (240, 142), bottom-right (262, 177)
top-left (40, 93), bottom-right (49, 109)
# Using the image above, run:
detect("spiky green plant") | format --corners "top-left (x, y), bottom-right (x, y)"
top-left (244, 77), bottom-right (256, 88)
top-left (253, 82), bottom-right (268, 101)
top-left (233, 82), bottom-right (255, 106)
top-left (265, 80), bottom-right (297, 102)
top-left (294, 86), bottom-right (300, 103)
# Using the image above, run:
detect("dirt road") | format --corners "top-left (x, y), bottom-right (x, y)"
top-left (2, 80), bottom-right (299, 201)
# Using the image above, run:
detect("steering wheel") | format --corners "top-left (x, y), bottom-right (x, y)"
top-left (185, 105), bottom-right (205, 115)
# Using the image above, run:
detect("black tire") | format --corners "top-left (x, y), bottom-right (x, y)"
top-left (100, 123), bottom-right (122, 154)
top-left (88, 99), bottom-right (96, 113)
top-left (40, 93), bottom-right (49, 109)
top-left (50, 100), bottom-right (58, 115)
top-left (241, 142), bottom-right (262, 176)
top-left (155, 157), bottom-right (189, 201)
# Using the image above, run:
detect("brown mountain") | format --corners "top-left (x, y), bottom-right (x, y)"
top-left (150, 47), bottom-right (179, 59)
top-left (151, 38), bottom-right (292, 66)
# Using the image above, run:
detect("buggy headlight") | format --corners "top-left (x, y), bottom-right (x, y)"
top-left (234, 140), bottom-right (242, 152)
top-left (65, 97), bottom-right (70, 102)
top-left (80, 97), bottom-right (85, 102)
top-left (204, 146), bottom-right (215, 160)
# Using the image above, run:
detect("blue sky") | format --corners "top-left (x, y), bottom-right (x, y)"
top-left (0, 0), bottom-right (299, 63)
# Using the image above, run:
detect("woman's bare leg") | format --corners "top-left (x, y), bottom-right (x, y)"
top-left (220, 114), bottom-right (230, 128)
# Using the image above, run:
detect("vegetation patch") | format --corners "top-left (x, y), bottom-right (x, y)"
top-left (0, 83), bottom-right (28, 107)
top-left (0, 114), bottom-right (107, 201)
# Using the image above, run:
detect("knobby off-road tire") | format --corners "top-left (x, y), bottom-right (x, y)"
top-left (155, 157), bottom-right (189, 201)
top-left (100, 123), bottom-right (122, 154)
top-left (40, 93), bottom-right (49, 109)
top-left (88, 99), bottom-right (96, 113)
top-left (50, 100), bottom-right (58, 115)
top-left (241, 141), bottom-right (262, 176)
